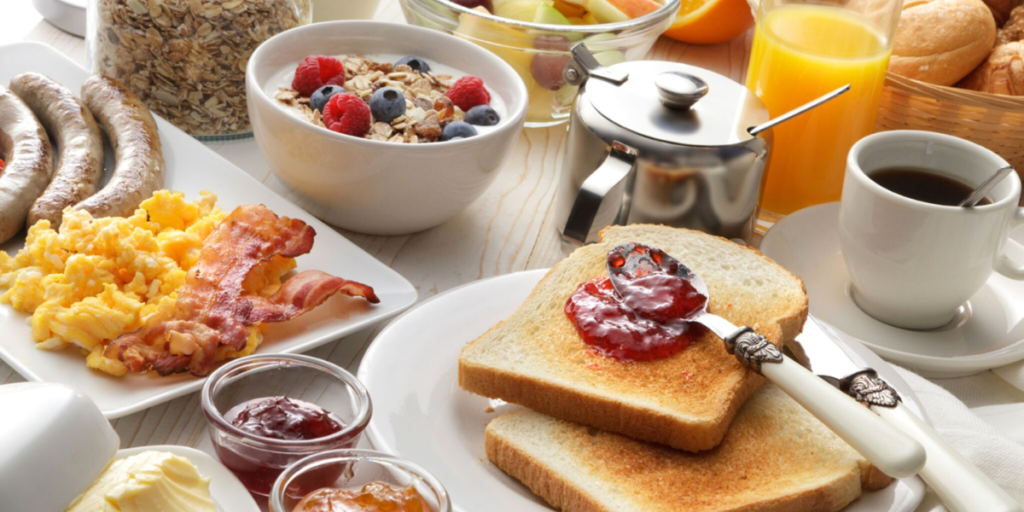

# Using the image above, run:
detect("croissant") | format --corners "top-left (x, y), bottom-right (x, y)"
top-left (958, 42), bottom-right (1024, 95)
top-left (998, 4), bottom-right (1024, 44)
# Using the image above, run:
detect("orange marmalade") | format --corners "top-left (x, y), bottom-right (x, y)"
top-left (292, 482), bottom-right (431, 512)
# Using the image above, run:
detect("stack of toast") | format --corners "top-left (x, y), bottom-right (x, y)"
top-left (458, 225), bottom-right (893, 512)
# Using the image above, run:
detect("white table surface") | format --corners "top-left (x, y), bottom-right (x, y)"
top-left (3, 2), bottom-right (1023, 510)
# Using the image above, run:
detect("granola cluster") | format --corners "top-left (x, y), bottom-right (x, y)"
top-left (275, 55), bottom-right (466, 143)
top-left (92, 0), bottom-right (311, 137)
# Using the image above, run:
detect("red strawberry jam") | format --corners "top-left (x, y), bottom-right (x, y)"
top-left (215, 397), bottom-right (350, 496)
top-left (564, 243), bottom-right (707, 362)
top-left (230, 396), bottom-right (344, 440)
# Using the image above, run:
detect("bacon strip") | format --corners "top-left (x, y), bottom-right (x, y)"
top-left (245, 269), bottom-right (379, 324)
top-left (104, 205), bottom-right (377, 376)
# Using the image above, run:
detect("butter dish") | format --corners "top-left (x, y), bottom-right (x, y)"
top-left (0, 382), bottom-right (258, 512)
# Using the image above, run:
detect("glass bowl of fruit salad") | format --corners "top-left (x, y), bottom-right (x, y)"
top-left (401, 0), bottom-right (681, 126)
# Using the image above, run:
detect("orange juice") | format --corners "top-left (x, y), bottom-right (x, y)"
top-left (746, 4), bottom-right (891, 215)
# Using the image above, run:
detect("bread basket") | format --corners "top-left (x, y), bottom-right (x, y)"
top-left (875, 74), bottom-right (1024, 174)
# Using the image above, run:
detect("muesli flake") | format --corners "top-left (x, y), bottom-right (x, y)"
top-left (276, 55), bottom-right (464, 144)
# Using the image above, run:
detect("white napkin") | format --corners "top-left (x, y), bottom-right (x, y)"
top-left (994, 360), bottom-right (1024, 393)
top-left (892, 366), bottom-right (1024, 512)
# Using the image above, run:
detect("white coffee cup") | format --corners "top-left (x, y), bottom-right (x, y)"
top-left (839, 130), bottom-right (1024, 330)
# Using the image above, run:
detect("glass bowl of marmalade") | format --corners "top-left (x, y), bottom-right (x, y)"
top-left (270, 449), bottom-right (451, 512)
top-left (201, 354), bottom-right (372, 499)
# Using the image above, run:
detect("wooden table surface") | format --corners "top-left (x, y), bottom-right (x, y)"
top-left (0, 0), bottom-right (753, 457)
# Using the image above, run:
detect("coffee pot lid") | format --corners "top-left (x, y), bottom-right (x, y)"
top-left (568, 47), bottom-right (769, 147)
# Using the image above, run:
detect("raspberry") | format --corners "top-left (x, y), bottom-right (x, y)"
top-left (292, 56), bottom-right (346, 97)
top-left (322, 93), bottom-right (371, 137)
top-left (446, 76), bottom-right (491, 112)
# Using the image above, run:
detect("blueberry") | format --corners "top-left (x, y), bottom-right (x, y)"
top-left (396, 56), bottom-right (431, 74)
top-left (369, 87), bottom-right (407, 123)
top-left (441, 121), bottom-right (477, 141)
top-left (464, 105), bottom-right (500, 126)
top-left (310, 85), bottom-right (345, 113)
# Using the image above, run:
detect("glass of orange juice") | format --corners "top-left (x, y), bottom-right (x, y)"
top-left (746, 0), bottom-right (902, 215)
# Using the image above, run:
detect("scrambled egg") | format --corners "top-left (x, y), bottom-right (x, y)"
top-left (0, 191), bottom-right (295, 377)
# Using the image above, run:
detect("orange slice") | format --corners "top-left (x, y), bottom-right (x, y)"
top-left (662, 0), bottom-right (755, 45)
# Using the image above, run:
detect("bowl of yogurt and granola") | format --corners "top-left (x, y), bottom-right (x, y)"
top-left (247, 21), bottom-right (527, 235)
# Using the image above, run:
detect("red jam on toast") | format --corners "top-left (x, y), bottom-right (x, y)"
top-left (564, 243), bottom-right (707, 362)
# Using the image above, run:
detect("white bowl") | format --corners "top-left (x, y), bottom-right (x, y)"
top-left (247, 21), bottom-right (528, 235)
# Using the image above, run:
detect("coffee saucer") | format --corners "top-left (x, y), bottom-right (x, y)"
top-left (761, 202), bottom-right (1024, 378)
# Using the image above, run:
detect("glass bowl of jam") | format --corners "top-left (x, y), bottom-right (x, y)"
top-left (201, 354), bottom-right (372, 499)
top-left (270, 449), bottom-right (451, 512)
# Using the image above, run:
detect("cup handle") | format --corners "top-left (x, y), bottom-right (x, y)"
top-left (995, 207), bottom-right (1024, 280)
top-left (562, 142), bottom-right (638, 244)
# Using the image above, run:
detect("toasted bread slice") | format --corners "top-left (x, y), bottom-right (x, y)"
top-left (486, 384), bottom-right (893, 512)
top-left (459, 225), bottom-right (808, 451)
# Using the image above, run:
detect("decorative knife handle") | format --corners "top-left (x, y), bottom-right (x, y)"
top-left (841, 369), bottom-right (901, 408)
top-left (724, 326), bottom-right (926, 479)
top-left (724, 327), bottom-right (783, 374)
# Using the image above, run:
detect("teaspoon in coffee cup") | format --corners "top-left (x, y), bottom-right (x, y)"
top-left (959, 165), bottom-right (1014, 207)
top-left (606, 243), bottom-right (926, 479)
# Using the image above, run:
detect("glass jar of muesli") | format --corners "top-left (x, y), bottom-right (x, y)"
top-left (87, 0), bottom-right (311, 139)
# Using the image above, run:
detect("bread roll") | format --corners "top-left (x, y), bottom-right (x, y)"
top-left (889, 0), bottom-right (997, 86)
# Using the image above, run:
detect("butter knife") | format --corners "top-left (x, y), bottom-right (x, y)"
top-left (793, 318), bottom-right (1022, 512)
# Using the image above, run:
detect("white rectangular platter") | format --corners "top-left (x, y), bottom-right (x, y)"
top-left (0, 42), bottom-right (418, 418)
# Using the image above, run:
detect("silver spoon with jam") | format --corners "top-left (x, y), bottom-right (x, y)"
top-left (606, 242), bottom-right (926, 480)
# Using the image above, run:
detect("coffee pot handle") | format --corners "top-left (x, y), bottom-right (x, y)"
top-left (995, 207), bottom-right (1024, 279)
top-left (562, 142), bottom-right (638, 244)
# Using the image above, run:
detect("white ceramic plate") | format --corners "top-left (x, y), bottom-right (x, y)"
top-left (115, 445), bottom-right (259, 512)
top-left (359, 269), bottom-right (926, 512)
top-left (0, 42), bottom-right (418, 418)
top-left (761, 202), bottom-right (1024, 378)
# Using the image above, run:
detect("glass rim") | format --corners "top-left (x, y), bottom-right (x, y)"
top-left (269, 449), bottom-right (452, 512)
top-left (404, 0), bottom-right (683, 34)
top-left (201, 353), bottom-right (373, 449)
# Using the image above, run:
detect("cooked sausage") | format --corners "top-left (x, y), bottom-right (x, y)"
top-left (10, 72), bottom-right (104, 229)
top-left (78, 75), bottom-right (163, 218)
top-left (0, 85), bottom-right (54, 243)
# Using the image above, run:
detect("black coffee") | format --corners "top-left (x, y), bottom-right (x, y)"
top-left (868, 167), bottom-right (991, 206)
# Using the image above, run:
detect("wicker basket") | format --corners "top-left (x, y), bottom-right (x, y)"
top-left (875, 73), bottom-right (1024, 173)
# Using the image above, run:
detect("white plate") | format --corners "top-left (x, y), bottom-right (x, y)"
top-left (359, 269), bottom-right (927, 512)
top-left (0, 42), bottom-right (418, 418)
top-left (115, 445), bottom-right (259, 512)
top-left (761, 202), bottom-right (1024, 378)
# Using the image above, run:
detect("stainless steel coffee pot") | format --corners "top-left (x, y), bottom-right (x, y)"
top-left (556, 45), bottom-right (771, 245)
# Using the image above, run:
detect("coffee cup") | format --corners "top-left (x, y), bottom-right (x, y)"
top-left (839, 130), bottom-right (1024, 330)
